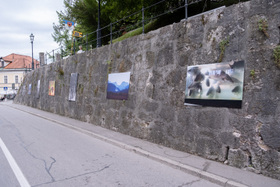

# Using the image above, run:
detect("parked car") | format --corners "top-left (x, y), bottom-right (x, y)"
top-left (6, 94), bottom-right (16, 100)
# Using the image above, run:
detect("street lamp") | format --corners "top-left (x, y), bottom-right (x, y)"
top-left (30, 33), bottom-right (34, 70)
top-left (97, 0), bottom-right (102, 47)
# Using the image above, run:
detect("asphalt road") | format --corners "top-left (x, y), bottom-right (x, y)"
top-left (0, 104), bottom-right (220, 187)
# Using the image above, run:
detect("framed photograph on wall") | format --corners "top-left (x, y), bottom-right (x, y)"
top-left (107, 72), bottom-right (131, 100)
top-left (48, 81), bottom-right (55, 96)
top-left (69, 73), bottom-right (78, 101)
top-left (185, 60), bottom-right (245, 108)
top-left (28, 84), bottom-right (32, 95)
top-left (36, 80), bottom-right (40, 99)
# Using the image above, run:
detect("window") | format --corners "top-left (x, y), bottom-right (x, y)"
top-left (4, 76), bottom-right (8, 84)
top-left (15, 75), bottom-right (18, 83)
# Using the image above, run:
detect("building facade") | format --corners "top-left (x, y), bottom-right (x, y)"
top-left (0, 54), bottom-right (39, 97)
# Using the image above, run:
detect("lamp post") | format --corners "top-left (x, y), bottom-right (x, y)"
top-left (30, 33), bottom-right (34, 70)
top-left (97, 0), bottom-right (101, 47)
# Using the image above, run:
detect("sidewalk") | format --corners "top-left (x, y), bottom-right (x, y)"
top-left (2, 101), bottom-right (280, 187)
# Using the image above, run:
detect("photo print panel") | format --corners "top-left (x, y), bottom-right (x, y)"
top-left (36, 80), bottom-right (40, 99)
top-left (28, 84), bottom-right (32, 95)
top-left (107, 72), bottom-right (131, 100)
top-left (48, 81), bottom-right (55, 96)
top-left (69, 73), bottom-right (78, 101)
top-left (185, 60), bottom-right (245, 108)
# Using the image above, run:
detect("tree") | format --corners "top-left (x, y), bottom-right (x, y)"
top-left (52, 0), bottom-right (76, 56)
top-left (52, 0), bottom-right (249, 51)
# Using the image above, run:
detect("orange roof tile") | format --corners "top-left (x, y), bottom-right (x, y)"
top-left (3, 53), bottom-right (40, 69)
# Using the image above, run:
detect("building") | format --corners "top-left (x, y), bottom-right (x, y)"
top-left (0, 53), bottom-right (39, 97)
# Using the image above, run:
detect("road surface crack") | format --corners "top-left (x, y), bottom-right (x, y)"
top-left (33, 164), bottom-right (111, 187)
top-left (13, 125), bottom-right (56, 183)
top-left (178, 179), bottom-right (200, 187)
top-left (43, 157), bottom-right (56, 182)
top-left (23, 146), bottom-right (56, 183)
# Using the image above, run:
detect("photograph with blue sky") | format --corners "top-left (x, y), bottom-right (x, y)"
top-left (107, 72), bottom-right (131, 100)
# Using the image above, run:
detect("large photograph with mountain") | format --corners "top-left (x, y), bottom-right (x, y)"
top-left (107, 72), bottom-right (131, 100)
top-left (185, 60), bottom-right (245, 108)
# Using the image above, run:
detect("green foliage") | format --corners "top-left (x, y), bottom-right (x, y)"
top-left (119, 61), bottom-right (125, 72)
top-left (56, 67), bottom-right (64, 77)
top-left (52, 0), bottom-right (74, 56)
top-left (201, 15), bottom-right (206, 25)
top-left (273, 46), bottom-right (280, 68)
top-left (52, 0), bottom-right (250, 49)
top-left (78, 84), bottom-right (84, 94)
top-left (107, 59), bottom-right (113, 74)
top-left (250, 70), bottom-right (255, 78)
top-left (112, 20), bottom-right (156, 43)
top-left (218, 37), bottom-right (229, 62)
top-left (52, 0), bottom-right (186, 48)
top-left (94, 86), bottom-right (99, 96)
top-left (258, 18), bottom-right (269, 38)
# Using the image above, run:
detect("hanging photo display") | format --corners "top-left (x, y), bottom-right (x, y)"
top-left (36, 80), bottom-right (40, 99)
top-left (69, 73), bottom-right (78, 101)
top-left (28, 84), bottom-right (32, 95)
top-left (107, 72), bottom-right (131, 100)
top-left (185, 60), bottom-right (245, 108)
top-left (48, 81), bottom-right (55, 96)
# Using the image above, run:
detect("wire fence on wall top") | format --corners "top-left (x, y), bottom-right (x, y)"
top-left (43, 0), bottom-right (247, 65)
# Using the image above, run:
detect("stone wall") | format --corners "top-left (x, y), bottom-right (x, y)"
top-left (15, 0), bottom-right (280, 179)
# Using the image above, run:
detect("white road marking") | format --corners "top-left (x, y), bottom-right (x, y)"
top-left (0, 137), bottom-right (31, 187)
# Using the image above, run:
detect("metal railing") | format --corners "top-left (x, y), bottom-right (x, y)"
top-left (44, 0), bottom-right (247, 64)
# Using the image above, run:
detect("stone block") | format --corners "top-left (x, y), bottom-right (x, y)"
top-left (260, 122), bottom-right (280, 151)
top-left (228, 149), bottom-right (248, 168)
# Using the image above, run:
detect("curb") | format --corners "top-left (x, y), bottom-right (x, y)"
top-left (8, 104), bottom-right (248, 187)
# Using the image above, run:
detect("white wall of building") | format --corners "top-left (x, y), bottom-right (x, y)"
top-left (0, 70), bottom-right (26, 95)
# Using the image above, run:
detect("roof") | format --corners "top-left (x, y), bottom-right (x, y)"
top-left (2, 53), bottom-right (40, 69)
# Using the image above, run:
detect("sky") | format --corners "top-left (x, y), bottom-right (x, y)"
top-left (0, 0), bottom-right (65, 60)
top-left (108, 72), bottom-right (131, 85)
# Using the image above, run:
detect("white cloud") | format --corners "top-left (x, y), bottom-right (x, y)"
top-left (0, 0), bottom-right (65, 60)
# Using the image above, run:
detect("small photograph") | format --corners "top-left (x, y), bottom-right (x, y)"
top-left (28, 84), bottom-right (32, 95)
top-left (36, 80), bottom-right (40, 98)
top-left (107, 72), bottom-right (131, 100)
top-left (48, 81), bottom-right (55, 96)
top-left (69, 73), bottom-right (78, 101)
top-left (185, 60), bottom-right (245, 107)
